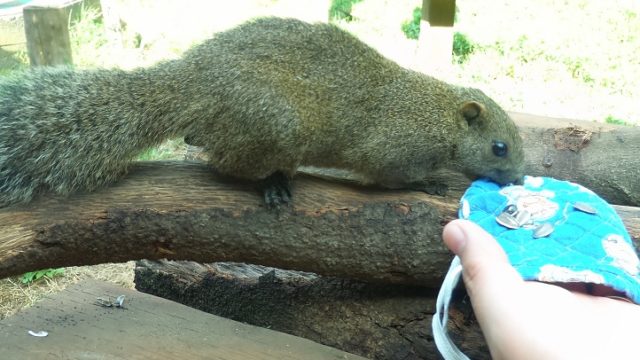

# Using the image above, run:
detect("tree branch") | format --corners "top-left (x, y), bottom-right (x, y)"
top-left (0, 163), bottom-right (457, 283)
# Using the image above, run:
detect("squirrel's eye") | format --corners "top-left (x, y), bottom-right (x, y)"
top-left (492, 141), bottom-right (508, 157)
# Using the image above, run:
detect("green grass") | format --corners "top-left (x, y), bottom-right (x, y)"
top-left (452, 32), bottom-right (474, 63)
top-left (401, 6), bottom-right (421, 40)
top-left (136, 139), bottom-right (186, 161)
top-left (605, 115), bottom-right (633, 126)
top-left (21, 269), bottom-right (65, 284)
top-left (451, 0), bottom-right (640, 123)
top-left (329, 0), bottom-right (364, 21)
top-left (0, 50), bottom-right (27, 76)
top-left (69, 5), bottom-right (109, 67)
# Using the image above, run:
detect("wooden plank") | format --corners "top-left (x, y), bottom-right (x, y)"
top-left (0, 279), bottom-right (366, 359)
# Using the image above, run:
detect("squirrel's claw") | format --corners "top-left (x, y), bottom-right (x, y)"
top-left (262, 171), bottom-right (293, 208)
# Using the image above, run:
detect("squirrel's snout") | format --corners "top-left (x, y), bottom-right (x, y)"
top-left (511, 176), bottom-right (524, 185)
top-left (488, 168), bottom-right (524, 186)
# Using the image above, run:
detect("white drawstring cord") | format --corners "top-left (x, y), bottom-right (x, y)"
top-left (431, 256), bottom-right (471, 360)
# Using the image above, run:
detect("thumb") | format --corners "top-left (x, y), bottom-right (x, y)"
top-left (442, 219), bottom-right (523, 299)
top-left (443, 220), bottom-right (555, 360)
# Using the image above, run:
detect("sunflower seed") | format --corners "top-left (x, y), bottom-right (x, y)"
top-left (496, 212), bottom-right (520, 229)
top-left (573, 202), bottom-right (597, 215)
top-left (514, 209), bottom-right (531, 226)
top-left (28, 330), bottom-right (48, 337)
top-left (503, 204), bottom-right (518, 215)
top-left (533, 223), bottom-right (555, 238)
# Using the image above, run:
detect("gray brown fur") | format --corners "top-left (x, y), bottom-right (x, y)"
top-left (0, 17), bottom-right (524, 207)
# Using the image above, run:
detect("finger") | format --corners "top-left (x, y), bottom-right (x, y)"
top-left (443, 220), bottom-right (536, 358)
top-left (442, 219), bottom-right (523, 300)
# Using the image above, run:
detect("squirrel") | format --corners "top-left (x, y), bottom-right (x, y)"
top-left (0, 17), bottom-right (524, 207)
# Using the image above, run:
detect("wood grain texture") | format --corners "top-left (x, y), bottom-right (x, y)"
top-left (0, 279), bottom-right (364, 359)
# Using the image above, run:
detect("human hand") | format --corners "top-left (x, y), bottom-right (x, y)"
top-left (442, 219), bottom-right (640, 360)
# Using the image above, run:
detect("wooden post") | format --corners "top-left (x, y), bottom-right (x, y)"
top-left (416, 0), bottom-right (456, 76)
top-left (23, 1), bottom-right (75, 66)
top-left (422, 0), bottom-right (456, 27)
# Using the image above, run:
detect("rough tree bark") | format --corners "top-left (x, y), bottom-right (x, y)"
top-left (515, 112), bottom-right (640, 205)
top-left (0, 164), bottom-right (456, 283)
top-left (135, 260), bottom-right (488, 360)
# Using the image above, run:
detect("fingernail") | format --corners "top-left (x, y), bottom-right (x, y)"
top-left (443, 221), bottom-right (467, 255)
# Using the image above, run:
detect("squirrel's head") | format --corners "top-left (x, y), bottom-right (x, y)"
top-left (452, 89), bottom-right (524, 185)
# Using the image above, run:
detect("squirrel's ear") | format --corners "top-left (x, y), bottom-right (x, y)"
top-left (460, 101), bottom-right (485, 126)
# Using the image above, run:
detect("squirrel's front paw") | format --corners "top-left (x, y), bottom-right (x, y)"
top-left (261, 171), bottom-right (293, 208)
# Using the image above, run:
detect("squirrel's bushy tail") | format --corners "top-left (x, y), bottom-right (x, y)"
top-left (0, 63), bottom-right (192, 206)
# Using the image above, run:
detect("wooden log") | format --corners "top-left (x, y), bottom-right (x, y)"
top-left (515, 112), bottom-right (640, 206)
top-left (0, 113), bottom-right (637, 280)
top-left (134, 260), bottom-right (490, 360)
top-left (0, 162), bottom-right (455, 283)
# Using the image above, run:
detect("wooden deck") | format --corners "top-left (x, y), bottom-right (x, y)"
top-left (0, 279), bottom-right (365, 359)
